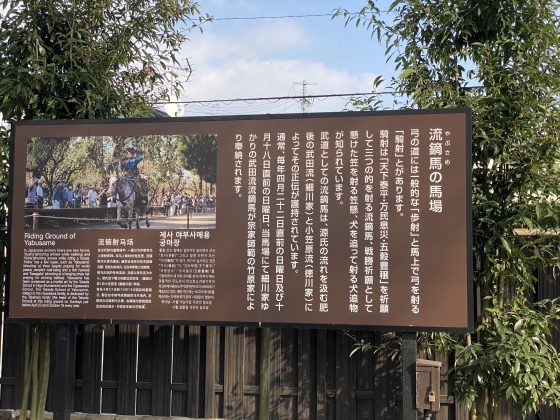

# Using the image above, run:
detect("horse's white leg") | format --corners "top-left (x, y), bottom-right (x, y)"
top-left (117, 202), bottom-right (125, 228)
top-left (117, 203), bottom-right (126, 229)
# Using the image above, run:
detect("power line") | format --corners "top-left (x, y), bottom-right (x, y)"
top-left (155, 91), bottom-right (399, 106)
top-left (179, 10), bottom-right (393, 34)
top-left (156, 85), bottom-right (484, 106)
top-left (210, 13), bottom-right (335, 21)
top-left (207, 10), bottom-right (391, 22)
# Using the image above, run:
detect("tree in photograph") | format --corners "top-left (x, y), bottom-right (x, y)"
top-left (339, 0), bottom-right (560, 417)
top-left (0, 1), bottom-right (207, 419)
top-left (119, 134), bottom-right (191, 204)
top-left (179, 134), bottom-right (217, 194)
top-left (26, 137), bottom-right (98, 192)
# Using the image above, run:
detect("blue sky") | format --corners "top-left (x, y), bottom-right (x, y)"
top-left (173, 0), bottom-right (395, 116)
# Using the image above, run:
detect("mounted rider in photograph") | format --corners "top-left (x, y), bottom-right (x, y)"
top-left (122, 146), bottom-right (149, 205)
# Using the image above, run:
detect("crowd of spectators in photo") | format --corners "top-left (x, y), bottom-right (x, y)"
top-left (24, 179), bottom-right (45, 208)
top-left (25, 178), bottom-right (216, 216)
top-left (25, 179), bottom-right (112, 209)
top-left (161, 193), bottom-right (216, 217)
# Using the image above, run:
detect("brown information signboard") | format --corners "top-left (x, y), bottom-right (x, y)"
top-left (8, 110), bottom-right (472, 331)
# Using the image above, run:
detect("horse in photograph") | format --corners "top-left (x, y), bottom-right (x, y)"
top-left (109, 173), bottom-right (150, 229)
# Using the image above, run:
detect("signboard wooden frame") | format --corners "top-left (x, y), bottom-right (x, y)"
top-left (8, 109), bottom-right (473, 332)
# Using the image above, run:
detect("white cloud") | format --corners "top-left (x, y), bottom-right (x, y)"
top-left (178, 20), bottom-right (377, 115)
top-left (187, 20), bottom-right (311, 64)
top-left (187, 58), bottom-right (373, 101)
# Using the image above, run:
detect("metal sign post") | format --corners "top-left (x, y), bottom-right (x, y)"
top-left (401, 332), bottom-right (417, 420)
top-left (53, 324), bottom-right (76, 420)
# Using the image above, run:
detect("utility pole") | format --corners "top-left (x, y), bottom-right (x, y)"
top-left (293, 80), bottom-right (318, 113)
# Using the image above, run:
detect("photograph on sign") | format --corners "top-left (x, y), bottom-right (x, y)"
top-left (23, 134), bottom-right (217, 230)
top-left (8, 110), bottom-right (472, 331)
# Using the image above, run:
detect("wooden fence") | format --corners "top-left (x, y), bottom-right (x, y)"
top-left (1, 323), bottom-right (461, 419)
top-left (0, 269), bottom-right (558, 419)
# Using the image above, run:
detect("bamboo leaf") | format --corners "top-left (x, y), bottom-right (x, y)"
top-left (500, 236), bottom-right (512, 255)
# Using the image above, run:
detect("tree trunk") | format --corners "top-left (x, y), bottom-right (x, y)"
top-left (488, 390), bottom-right (500, 420)
top-left (21, 325), bottom-right (51, 420)
top-left (469, 406), bottom-right (477, 420)
top-left (474, 389), bottom-right (487, 419)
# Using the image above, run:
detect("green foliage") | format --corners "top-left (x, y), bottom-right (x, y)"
top-left (0, 0), bottom-right (208, 120)
top-left (449, 296), bottom-right (560, 417)
top-left (349, 330), bottom-right (452, 362)
top-left (339, 0), bottom-right (560, 416)
top-left (345, 75), bottom-right (391, 111)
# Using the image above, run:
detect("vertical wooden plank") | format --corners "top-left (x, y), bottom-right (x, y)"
top-left (223, 326), bottom-right (245, 419)
top-left (223, 326), bottom-right (234, 418)
top-left (204, 326), bottom-right (217, 417)
top-left (73, 325), bottom-right (84, 413)
top-left (101, 324), bottom-right (117, 413)
top-left (259, 328), bottom-right (271, 420)
top-left (279, 328), bottom-right (298, 420)
top-left (186, 325), bottom-right (201, 417)
top-left (356, 331), bottom-right (374, 420)
top-left (433, 352), bottom-right (448, 420)
top-left (439, 351), bottom-right (468, 420)
top-left (80, 324), bottom-right (102, 413)
top-left (151, 325), bottom-right (172, 416)
top-left (335, 330), bottom-right (343, 420)
top-left (269, 328), bottom-right (281, 420)
top-left (244, 328), bottom-right (259, 390)
top-left (455, 401), bottom-right (470, 420)
top-left (171, 324), bottom-right (188, 416)
top-left (46, 326), bottom-right (56, 413)
top-left (297, 329), bottom-right (313, 420)
top-left (115, 324), bottom-right (137, 415)
top-left (136, 324), bottom-right (153, 415)
top-left (349, 333), bottom-right (357, 420)
top-left (316, 329), bottom-right (327, 420)
top-left (217, 326), bottom-right (226, 418)
top-left (0, 322), bottom-right (25, 409)
top-left (324, 330), bottom-right (337, 420)
top-left (374, 332), bottom-right (399, 420)
top-left (336, 330), bottom-right (354, 420)
top-left (244, 327), bottom-right (259, 420)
